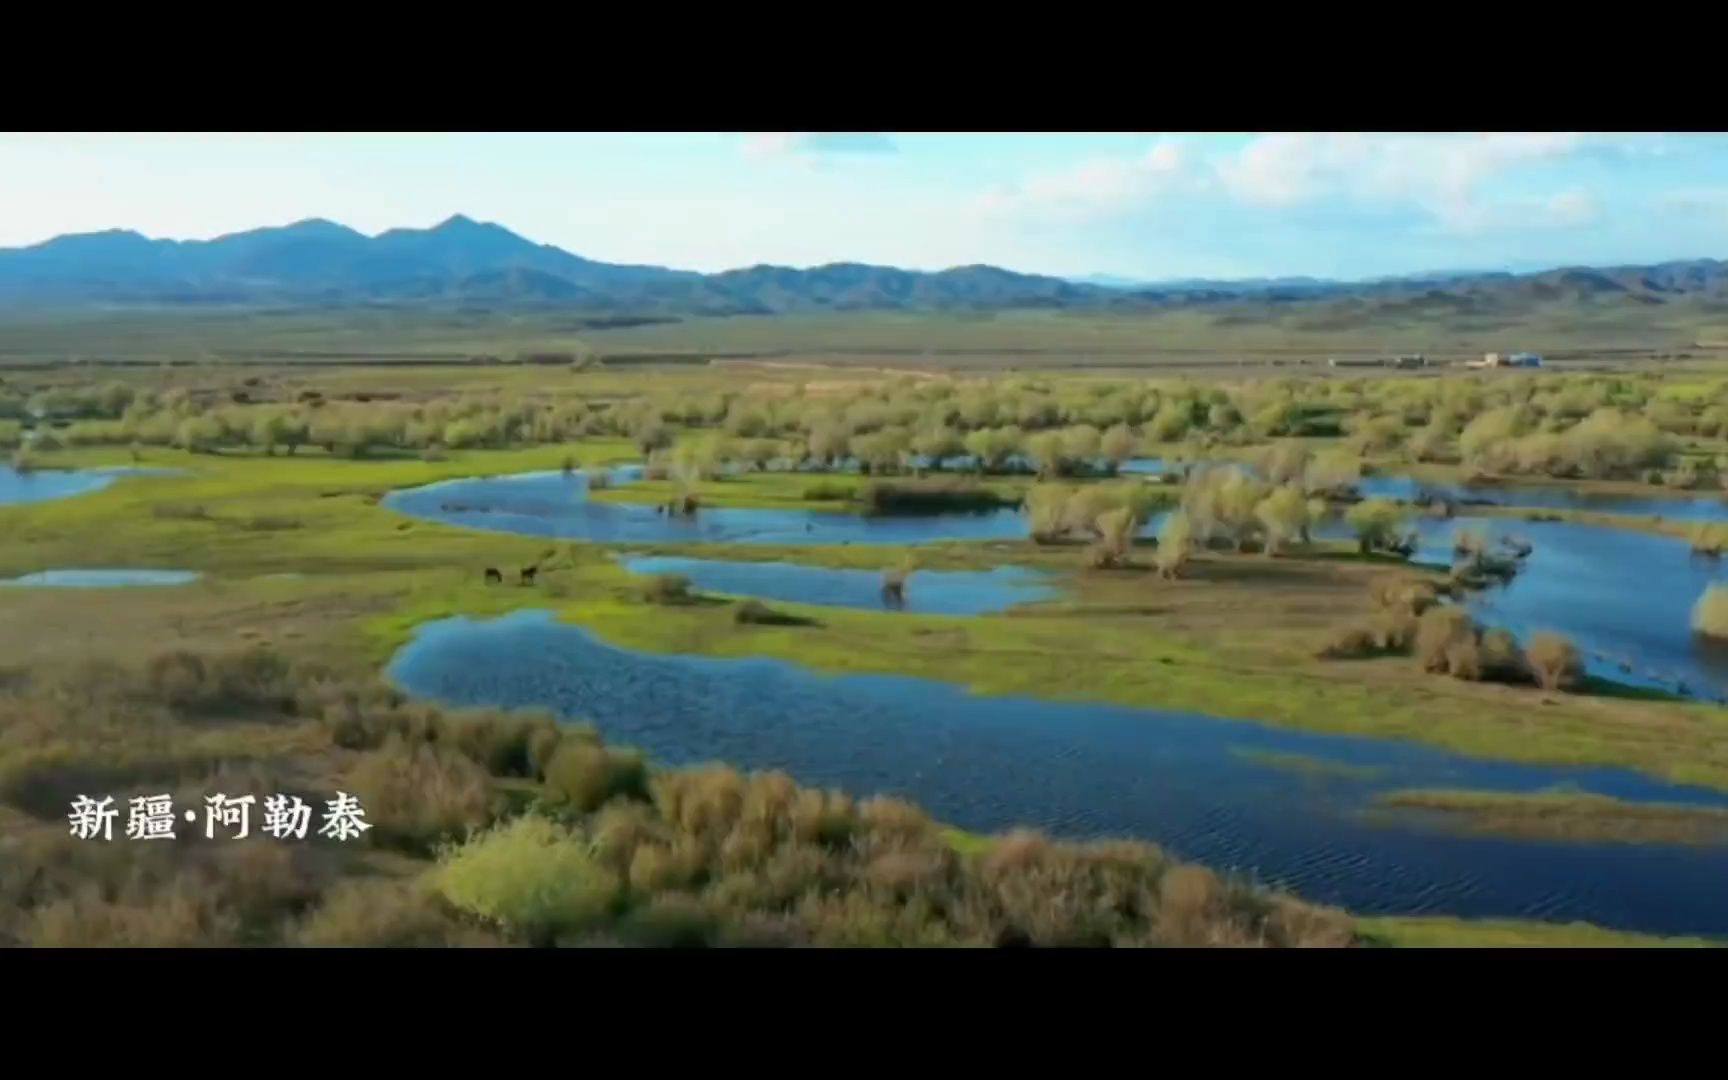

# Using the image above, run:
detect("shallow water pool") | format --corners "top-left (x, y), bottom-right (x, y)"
top-left (0, 464), bottom-right (185, 506)
top-left (615, 555), bottom-right (1060, 614)
top-left (0, 568), bottom-right (200, 587)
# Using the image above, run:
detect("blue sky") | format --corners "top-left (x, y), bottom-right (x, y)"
top-left (0, 132), bottom-right (1724, 281)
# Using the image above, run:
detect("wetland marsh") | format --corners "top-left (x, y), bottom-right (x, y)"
top-left (9, 354), bottom-right (1728, 946)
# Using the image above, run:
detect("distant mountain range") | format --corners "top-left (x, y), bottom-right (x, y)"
top-left (3, 215), bottom-right (1727, 320)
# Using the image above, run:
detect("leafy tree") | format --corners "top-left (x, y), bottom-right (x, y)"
top-left (1255, 486), bottom-right (1311, 555)
top-left (1100, 423), bottom-right (1138, 468)
top-left (1345, 497), bottom-right (1407, 554)
top-left (1156, 510), bottom-right (1193, 579)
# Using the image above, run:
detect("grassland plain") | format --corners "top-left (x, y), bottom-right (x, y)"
top-left (3, 305), bottom-right (1727, 371)
top-left (11, 348), bottom-right (1728, 946)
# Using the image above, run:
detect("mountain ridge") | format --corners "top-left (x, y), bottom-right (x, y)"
top-left (2, 217), bottom-right (1726, 319)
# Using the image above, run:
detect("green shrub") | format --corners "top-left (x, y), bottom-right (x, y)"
top-left (544, 742), bottom-right (649, 812)
top-left (1479, 627), bottom-right (1529, 684)
top-left (296, 879), bottom-right (501, 947)
top-left (142, 647), bottom-right (295, 716)
top-left (856, 478), bottom-right (1007, 514)
top-left (434, 816), bottom-right (621, 945)
top-left (619, 894), bottom-right (720, 948)
top-left (1345, 498), bottom-right (1407, 554)
top-left (347, 738), bottom-right (498, 853)
top-left (641, 572), bottom-right (695, 604)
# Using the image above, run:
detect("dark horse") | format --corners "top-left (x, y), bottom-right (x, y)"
top-left (881, 580), bottom-right (906, 610)
top-left (519, 565), bottom-right (539, 586)
top-left (483, 567), bottom-right (503, 585)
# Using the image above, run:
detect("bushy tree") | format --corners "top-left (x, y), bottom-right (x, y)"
top-left (1062, 424), bottom-right (1101, 470)
top-left (912, 424), bottom-right (964, 468)
top-left (1255, 485), bottom-right (1311, 555)
top-left (1024, 430), bottom-right (1067, 480)
top-left (1265, 441), bottom-right (1312, 486)
top-left (174, 415), bottom-right (224, 454)
top-left (1147, 406), bottom-right (1189, 443)
top-left (1099, 423), bottom-right (1138, 469)
top-left (1302, 451), bottom-right (1361, 497)
top-left (805, 422), bottom-right (850, 468)
top-left (1024, 484), bottom-right (1070, 544)
top-left (251, 412), bottom-right (289, 456)
top-left (1345, 498), bottom-right (1407, 554)
top-left (1155, 510), bottom-right (1193, 579)
top-left (1089, 506), bottom-right (1138, 568)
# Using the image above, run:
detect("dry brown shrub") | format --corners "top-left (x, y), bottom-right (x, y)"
top-left (1526, 631), bottom-right (1584, 691)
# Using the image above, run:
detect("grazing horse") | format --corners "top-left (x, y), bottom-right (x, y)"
top-left (519, 565), bottom-right (539, 586)
top-left (484, 567), bottom-right (503, 585)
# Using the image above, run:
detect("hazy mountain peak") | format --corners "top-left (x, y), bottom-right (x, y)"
top-left (429, 213), bottom-right (499, 234)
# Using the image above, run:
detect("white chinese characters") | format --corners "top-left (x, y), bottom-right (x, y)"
top-left (262, 794), bottom-right (313, 839)
top-left (68, 792), bottom-right (369, 841)
top-left (126, 794), bottom-right (178, 841)
top-left (317, 792), bottom-right (373, 842)
top-left (205, 793), bottom-right (256, 839)
top-left (67, 795), bottom-right (118, 841)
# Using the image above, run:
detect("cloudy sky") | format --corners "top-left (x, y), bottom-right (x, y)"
top-left (0, 132), bottom-right (1721, 281)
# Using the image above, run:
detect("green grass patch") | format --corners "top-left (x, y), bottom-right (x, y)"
top-left (1358, 915), bottom-right (1722, 948)
top-left (1372, 786), bottom-right (1728, 844)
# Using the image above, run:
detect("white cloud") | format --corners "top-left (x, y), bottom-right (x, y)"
top-left (1215, 132), bottom-right (1588, 228)
top-left (971, 132), bottom-right (1624, 232)
top-left (742, 132), bottom-right (897, 156)
top-left (972, 139), bottom-right (1192, 221)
